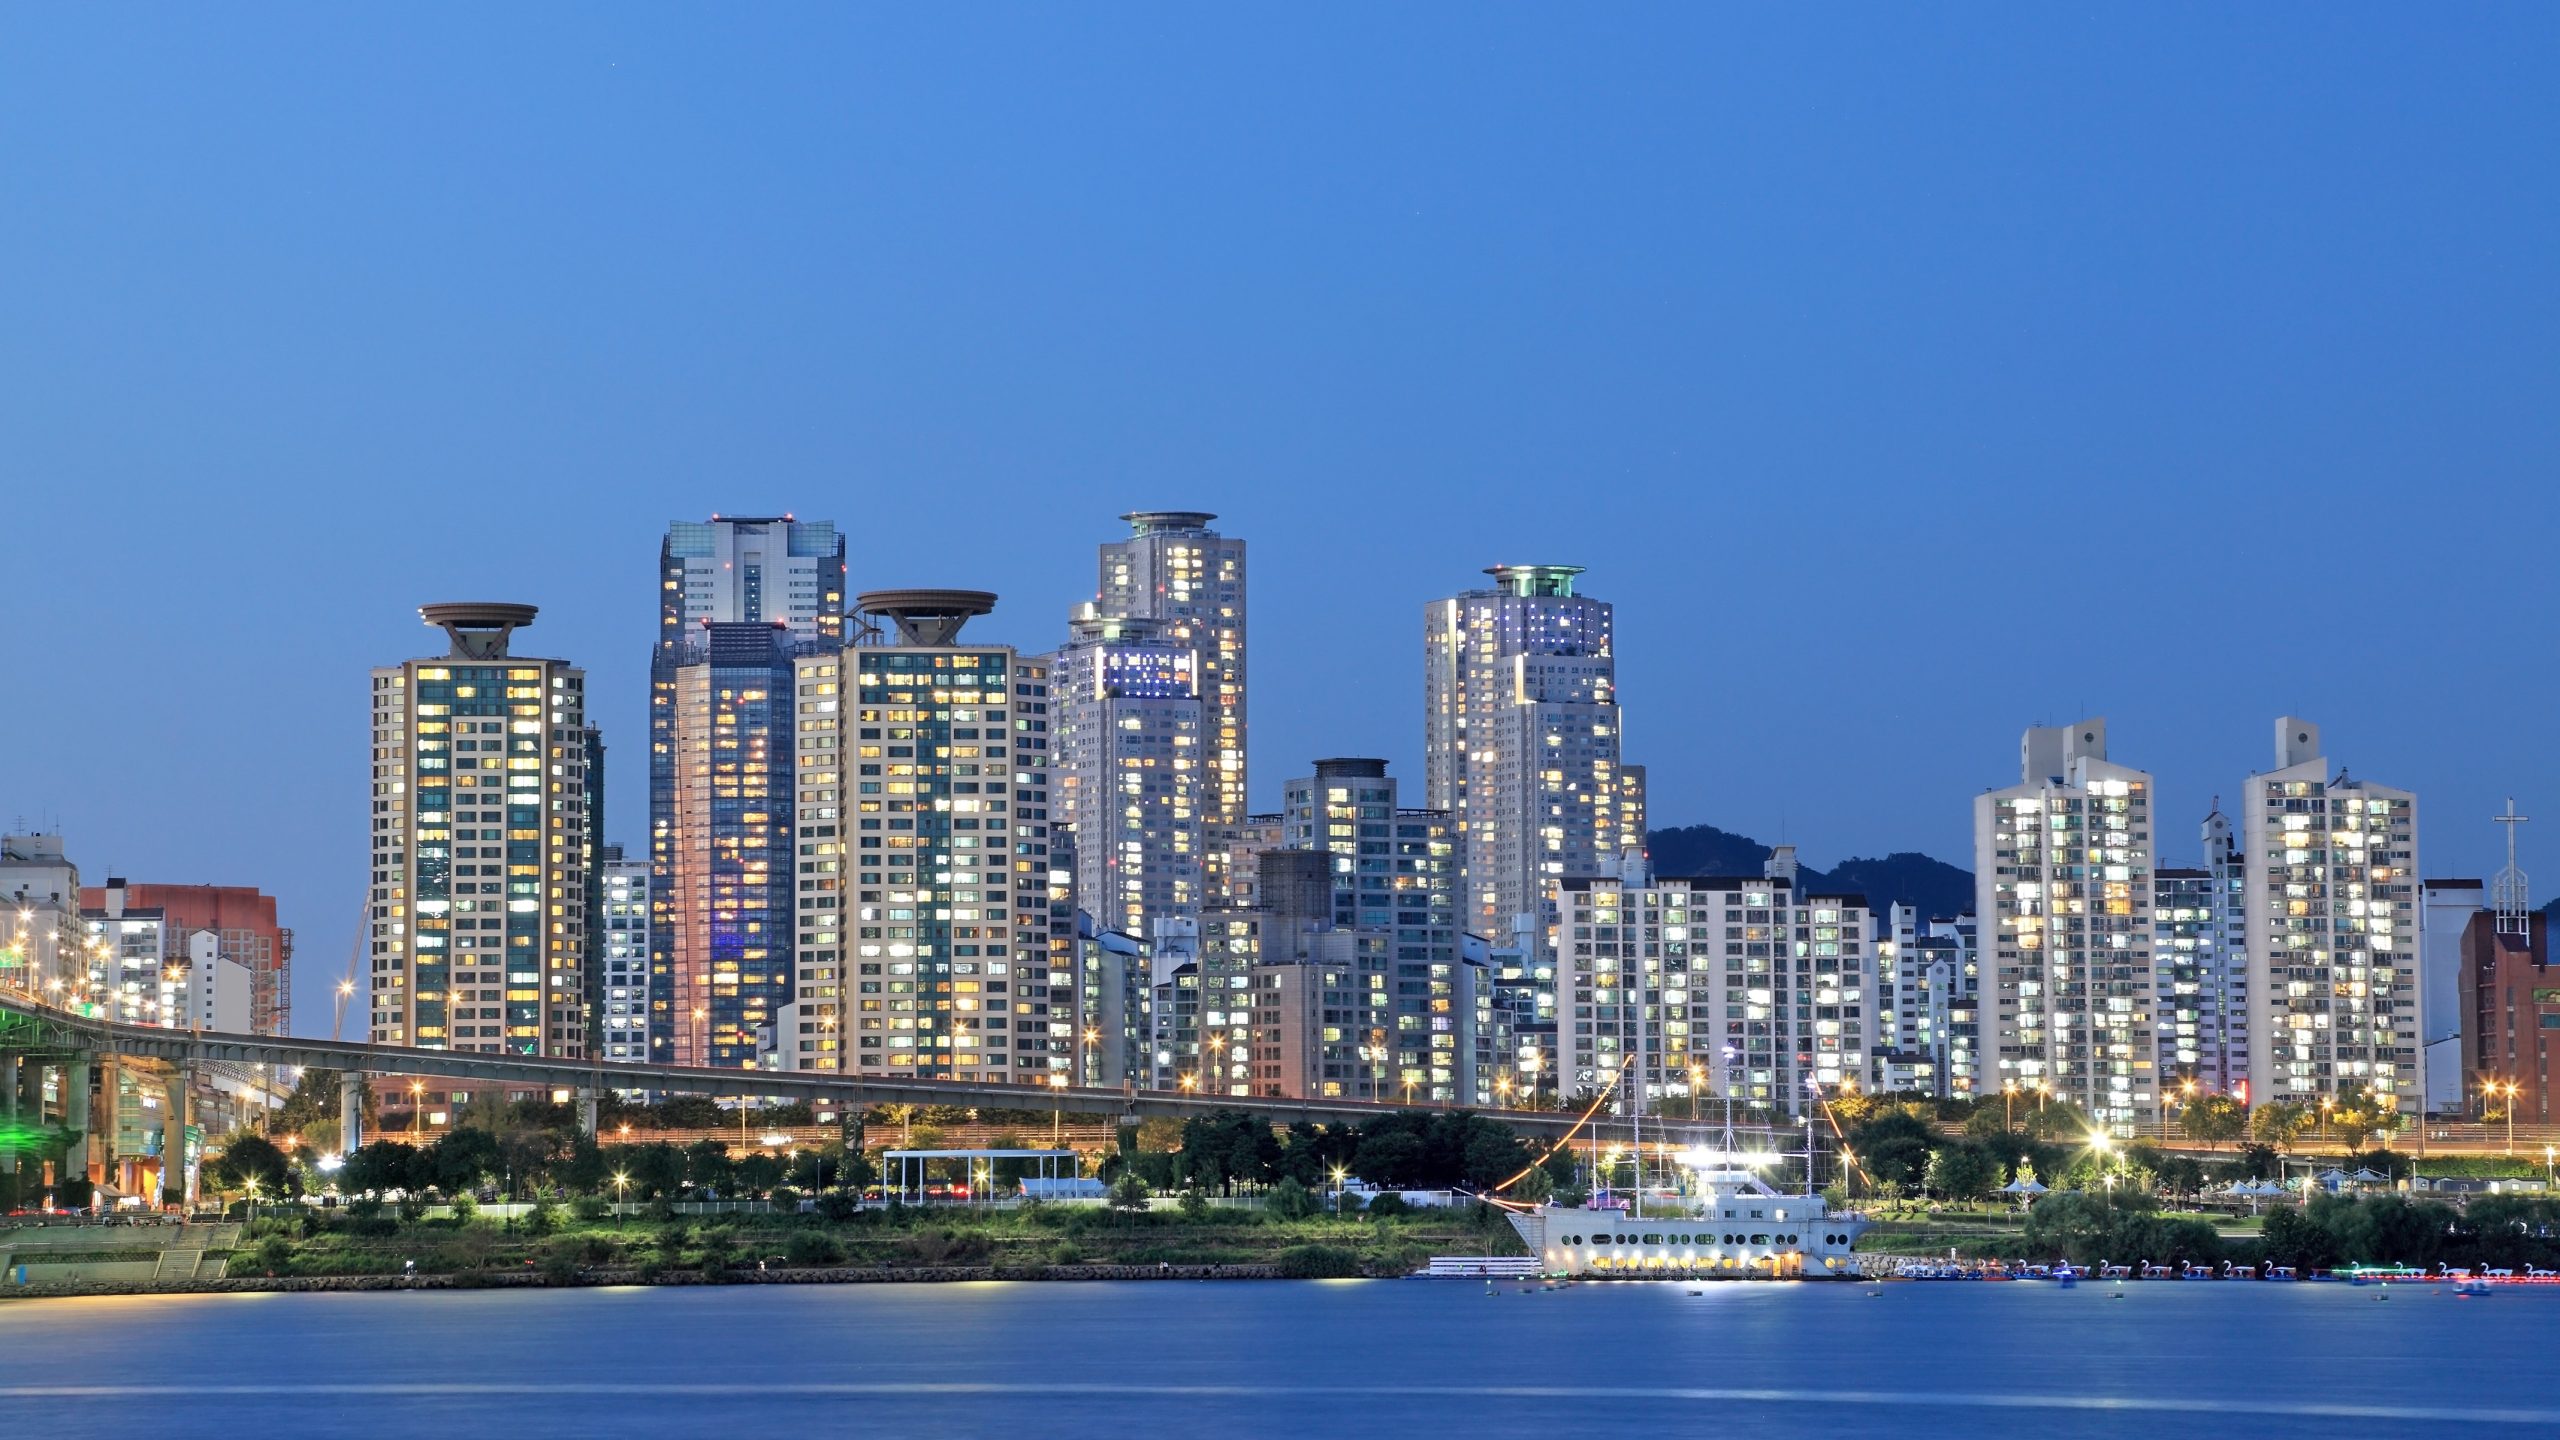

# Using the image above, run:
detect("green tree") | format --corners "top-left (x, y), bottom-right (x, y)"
top-left (1844, 1111), bottom-right (1935, 1193)
top-left (1351, 1129), bottom-right (1426, 1188)
top-left (212, 1134), bottom-right (291, 1196)
top-left (2327, 1084), bottom-right (2405, 1153)
top-left (1109, 1171), bottom-right (1151, 1211)
top-left (1924, 1143), bottom-right (2000, 1201)
top-left (558, 1137), bottom-right (608, 1195)
top-left (2178, 1092), bottom-right (2249, 1150)
top-left (428, 1127), bottom-right (503, 1194)
top-left (2253, 1102), bottom-right (2311, 1153)
top-left (1511, 1165), bottom-right (1556, 1205)
top-left (735, 1151), bottom-right (786, 1197)
top-left (685, 1139), bottom-right (736, 1196)
top-left (1265, 1176), bottom-right (1317, 1220)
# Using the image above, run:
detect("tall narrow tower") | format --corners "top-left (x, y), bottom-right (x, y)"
top-left (368, 603), bottom-right (596, 1056)
top-left (2240, 717), bottom-right (2422, 1118)
top-left (1095, 513), bottom-right (1246, 831)
top-left (1974, 718), bottom-right (2159, 1134)
top-left (649, 516), bottom-right (847, 1068)
top-left (1424, 564), bottom-right (1641, 953)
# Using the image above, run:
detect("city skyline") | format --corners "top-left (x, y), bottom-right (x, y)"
top-left (8, 10), bottom-right (2558, 1042)
top-left (4, 506), bottom-right (2552, 1043)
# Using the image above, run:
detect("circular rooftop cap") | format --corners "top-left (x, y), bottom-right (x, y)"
top-left (419, 602), bottom-right (539, 629)
top-left (857, 589), bottom-right (998, 646)
top-left (419, 602), bottom-right (539, 659)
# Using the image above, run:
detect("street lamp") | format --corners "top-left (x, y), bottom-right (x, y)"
top-left (2004, 1080), bottom-right (2017, 1133)
top-left (409, 1080), bottom-right (427, 1143)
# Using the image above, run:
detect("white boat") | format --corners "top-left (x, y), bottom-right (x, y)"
top-left (1505, 1134), bottom-right (1868, 1280)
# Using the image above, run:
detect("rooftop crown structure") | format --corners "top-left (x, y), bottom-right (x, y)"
top-left (419, 602), bottom-right (539, 659)
top-left (858, 589), bottom-right (998, 646)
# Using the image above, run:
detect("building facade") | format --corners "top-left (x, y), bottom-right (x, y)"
top-left (2460, 911), bottom-right (2556, 1125)
top-left (2421, 877), bottom-right (2485, 1117)
top-left (368, 603), bottom-right (596, 1056)
top-left (1, 833), bottom-right (89, 1001)
top-left (1556, 850), bottom-right (1872, 1120)
top-left (1277, 758), bottom-right (1466, 1103)
top-left (599, 845), bottom-right (651, 1064)
top-left (1424, 564), bottom-right (1642, 956)
top-left (1874, 902), bottom-right (1976, 1098)
top-left (655, 622), bottom-right (822, 1069)
top-left (1094, 512), bottom-right (1245, 832)
top-left (1047, 607), bottom-right (1205, 946)
top-left (78, 883), bottom-right (293, 1036)
top-left (2240, 718), bottom-right (2422, 1118)
top-left (650, 516), bottom-right (847, 1069)
top-left (1975, 719), bottom-right (2160, 1135)
top-left (802, 591), bottom-right (1061, 1085)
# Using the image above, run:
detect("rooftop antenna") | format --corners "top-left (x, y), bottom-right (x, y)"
top-left (2494, 798), bottom-right (2532, 938)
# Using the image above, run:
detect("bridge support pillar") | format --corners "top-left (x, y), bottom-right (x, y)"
top-left (162, 1065), bottom-right (192, 1209)
top-left (576, 1088), bottom-right (598, 1138)
top-left (1, 1055), bottom-right (18, 1177)
top-left (63, 1054), bottom-right (95, 1195)
top-left (340, 1074), bottom-right (363, 1154)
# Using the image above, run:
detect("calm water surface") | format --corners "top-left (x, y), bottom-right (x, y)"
top-left (4, 1279), bottom-right (2556, 1438)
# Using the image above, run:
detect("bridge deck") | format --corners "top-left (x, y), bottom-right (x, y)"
top-left (0, 993), bottom-right (1589, 1136)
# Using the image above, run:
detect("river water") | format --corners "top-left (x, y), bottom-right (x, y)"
top-left (3, 1279), bottom-right (2555, 1438)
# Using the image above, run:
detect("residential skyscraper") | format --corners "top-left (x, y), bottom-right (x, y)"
top-left (1277, 758), bottom-right (1465, 1102)
top-left (598, 845), bottom-right (650, 1064)
top-left (656, 621), bottom-right (824, 1069)
top-left (650, 516), bottom-right (848, 1069)
top-left (1424, 564), bottom-right (1642, 954)
top-left (1048, 606), bottom-right (1205, 945)
top-left (368, 603), bottom-right (596, 1056)
top-left (808, 590), bottom-right (1060, 1084)
top-left (2241, 717), bottom-right (2421, 1118)
top-left (1975, 718), bottom-right (2160, 1135)
top-left (658, 516), bottom-right (847, 643)
top-left (1094, 512), bottom-right (1245, 831)
top-left (2153, 806), bottom-right (2248, 1096)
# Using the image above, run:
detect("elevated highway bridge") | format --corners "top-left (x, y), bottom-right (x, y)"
top-left (0, 991), bottom-right (1592, 1145)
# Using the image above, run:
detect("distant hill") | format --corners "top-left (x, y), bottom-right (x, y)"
top-left (1645, 823), bottom-right (1975, 919)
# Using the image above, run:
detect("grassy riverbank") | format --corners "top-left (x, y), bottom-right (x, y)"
top-left (126, 1200), bottom-right (1528, 1292)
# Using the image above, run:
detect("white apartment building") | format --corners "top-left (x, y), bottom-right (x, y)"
top-left (2242, 717), bottom-right (2421, 1117)
top-left (1424, 564), bottom-right (1644, 955)
top-left (798, 591), bottom-right (1061, 1085)
top-left (1975, 718), bottom-right (2160, 1135)
top-left (1, 833), bottom-right (88, 1000)
top-left (1048, 606), bottom-right (1205, 946)
top-left (599, 846), bottom-right (650, 1064)
top-left (1095, 512), bottom-right (1245, 832)
top-left (1557, 850), bottom-right (1872, 1121)
top-left (2153, 806), bottom-right (2248, 1095)
top-left (368, 603), bottom-right (595, 1056)
top-left (1874, 903), bottom-right (1976, 1097)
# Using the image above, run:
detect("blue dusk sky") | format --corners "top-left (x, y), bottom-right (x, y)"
top-left (3, 8), bottom-right (2555, 1034)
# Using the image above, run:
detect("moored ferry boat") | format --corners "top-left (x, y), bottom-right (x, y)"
top-left (1505, 1144), bottom-right (1867, 1280)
